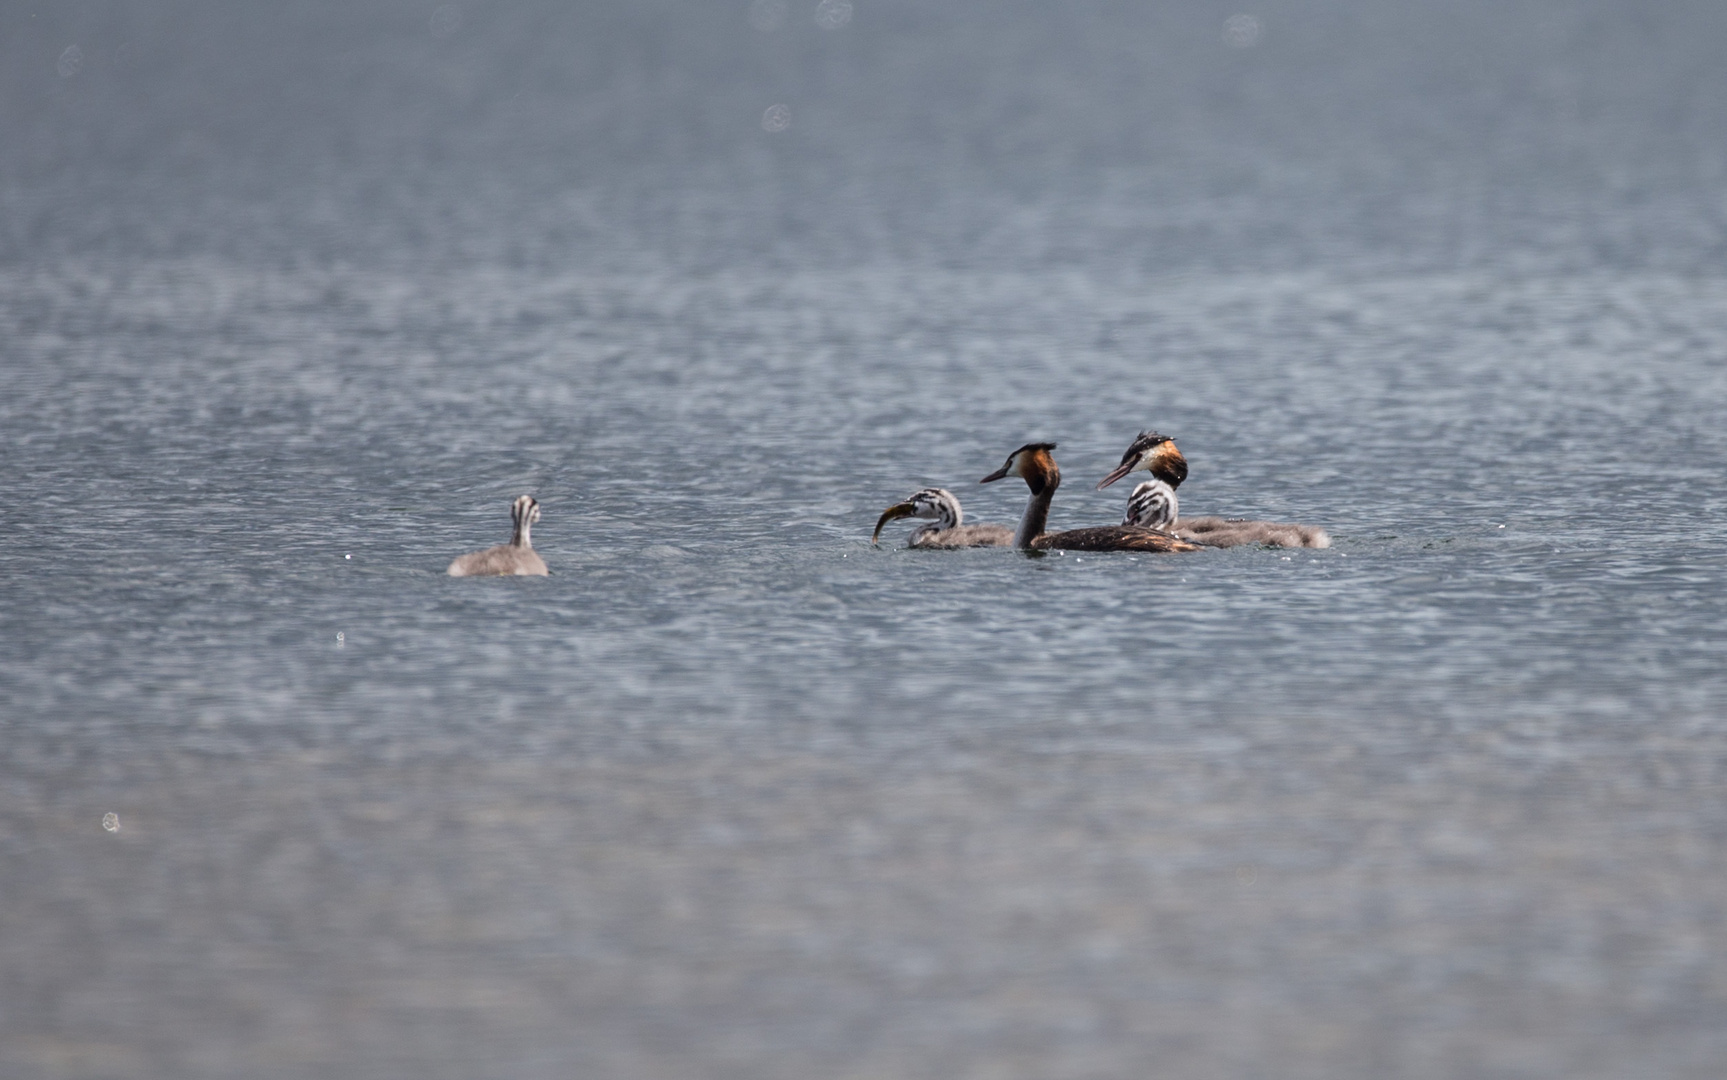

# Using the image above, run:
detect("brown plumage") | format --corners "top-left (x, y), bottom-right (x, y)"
top-left (1097, 431), bottom-right (1188, 491)
top-left (979, 443), bottom-right (1202, 554)
top-left (1031, 524), bottom-right (1202, 552)
top-left (447, 495), bottom-right (550, 577)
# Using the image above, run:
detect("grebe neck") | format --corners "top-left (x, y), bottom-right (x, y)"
top-left (1014, 464), bottom-right (1060, 549)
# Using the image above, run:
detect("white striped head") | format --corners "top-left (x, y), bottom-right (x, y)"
top-left (1123, 480), bottom-right (1179, 530)
top-left (1097, 431), bottom-right (1187, 490)
top-left (511, 495), bottom-right (541, 545)
top-left (873, 487), bottom-right (962, 544)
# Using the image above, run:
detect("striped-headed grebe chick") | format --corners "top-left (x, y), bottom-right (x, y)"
top-left (1104, 430), bottom-right (1329, 548)
top-left (979, 443), bottom-right (1200, 553)
top-left (872, 487), bottom-right (1012, 549)
top-left (1122, 479), bottom-right (1178, 531)
top-left (447, 495), bottom-right (550, 576)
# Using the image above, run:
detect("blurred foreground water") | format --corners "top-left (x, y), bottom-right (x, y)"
top-left (3, 2), bottom-right (1727, 1077)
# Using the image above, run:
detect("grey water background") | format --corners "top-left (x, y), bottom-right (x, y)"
top-left (4, 1), bottom-right (1727, 1077)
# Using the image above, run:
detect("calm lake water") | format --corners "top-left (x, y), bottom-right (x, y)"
top-left (4, 2), bottom-right (1727, 1077)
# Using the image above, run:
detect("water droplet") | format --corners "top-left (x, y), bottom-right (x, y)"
top-left (102, 812), bottom-right (120, 833)
top-left (1222, 14), bottom-right (1262, 48)
top-left (814, 0), bottom-right (852, 30)
top-left (57, 45), bottom-right (83, 78)
top-left (761, 103), bottom-right (791, 132)
top-left (749, 0), bottom-right (789, 31)
top-left (429, 5), bottom-right (462, 36)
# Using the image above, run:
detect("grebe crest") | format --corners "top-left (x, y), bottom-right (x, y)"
top-left (980, 442), bottom-right (1059, 492)
top-left (1097, 431), bottom-right (1187, 490)
top-left (447, 495), bottom-right (550, 576)
top-left (873, 487), bottom-right (1011, 548)
top-left (1123, 480), bottom-right (1179, 530)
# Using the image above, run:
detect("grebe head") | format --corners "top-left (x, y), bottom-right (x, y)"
top-left (979, 442), bottom-right (1060, 493)
top-left (1096, 431), bottom-right (1187, 490)
top-left (511, 495), bottom-right (541, 544)
top-left (873, 488), bottom-right (962, 544)
top-left (1123, 480), bottom-right (1178, 530)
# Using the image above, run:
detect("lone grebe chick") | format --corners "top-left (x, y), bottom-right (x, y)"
top-left (873, 488), bottom-right (1012, 549)
top-left (979, 442), bottom-right (1200, 553)
top-left (447, 495), bottom-right (550, 576)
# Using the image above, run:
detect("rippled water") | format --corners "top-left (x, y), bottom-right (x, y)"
top-left (5, 2), bottom-right (1727, 1077)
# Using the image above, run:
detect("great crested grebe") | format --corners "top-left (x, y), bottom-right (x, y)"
top-left (1097, 431), bottom-right (1190, 493)
top-left (872, 488), bottom-right (1013, 548)
top-left (1100, 431), bottom-right (1331, 549)
top-left (979, 443), bottom-right (1201, 553)
top-left (447, 495), bottom-right (550, 576)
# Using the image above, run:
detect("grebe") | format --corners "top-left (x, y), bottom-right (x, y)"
top-left (1122, 479), bottom-right (1179, 531)
top-left (1097, 431), bottom-right (1190, 493)
top-left (872, 488), bottom-right (1013, 548)
top-left (979, 443), bottom-right (1201, 553)
top-left (447, 495), bottom-right (550, 576)
top-left (1168, 514), bottom-right (1330, 549)
top-left (1101, 432), bottom-right (1331, 549)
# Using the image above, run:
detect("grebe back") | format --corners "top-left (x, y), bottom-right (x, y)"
top-left (447, 495), bottom-right (550, 576)
top-left (1174, 516), bottom-right (1331, 549)
top-left (873, 488), bottom-right (1012, 548)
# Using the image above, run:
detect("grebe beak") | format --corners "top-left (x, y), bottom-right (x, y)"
top-left (1096, 459), bottom-right (1138, 490)
top-left (979, 464), bottom-right (1012, 484)
top-left (872, 502), bottom-right (917, 544)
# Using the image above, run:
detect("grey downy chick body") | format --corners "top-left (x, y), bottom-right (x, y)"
top-left (447, 495), bottom-right (550, 576)
top-left (1172, 515), bottom-right (1331, 549)
top-left (873, 487), bottom-right (1012, 548)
